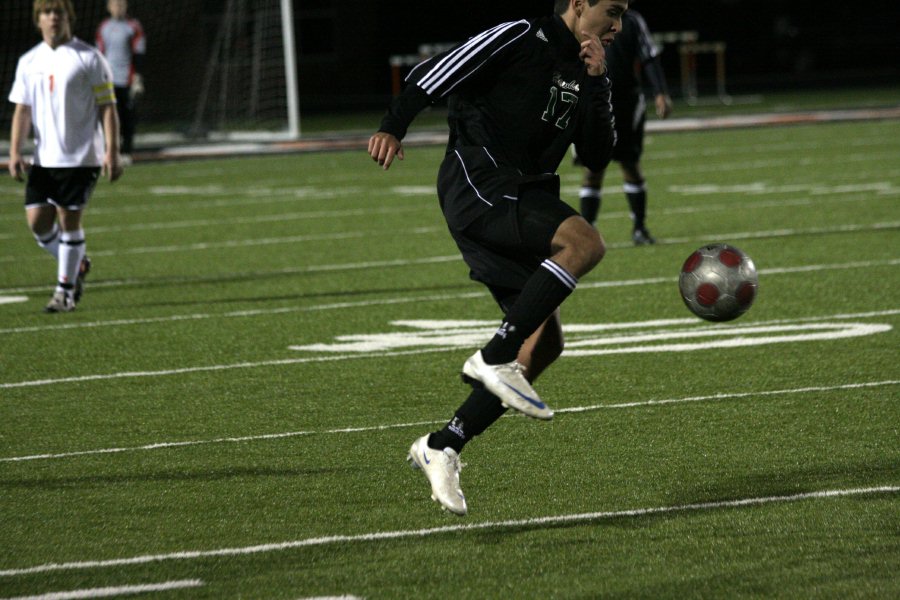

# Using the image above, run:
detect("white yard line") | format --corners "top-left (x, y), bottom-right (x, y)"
top-left (0, 178), bottom-right (891, 239)
top-left (0, 132), bottom-right (892, 216)
top-left (0, 254), bottom-right (462, 295)
top-left (0, 227), bottom-right (444, 264)
top-left (0, 309), bottom-right (897, 390)
top-left (0, 185), bottom-right (405, 221)
top-left (0, 580), bottom-right (204, 599)
top-left (0, 206), bottom-right (428, 236)
top-left (0, 347), bottom-right (455, 390)
top-left (93, 205), bottom-right (428, 233)
top-left (650, 149), bottom-right (885, 177)
top-left (3, 217), bottom-right (895, 272)
top-left (0, 486), bottom-right (895, 578)
top-left (1, 204), bottom-right (898, 263)
top-left (0, 290), bottom-right (485, 335)
top-left (1, 379), bottom-right (896, 463)
top-left (1, 259), bottom-right (897, 333)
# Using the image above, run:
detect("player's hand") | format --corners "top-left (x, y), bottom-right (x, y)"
top-left (130, 73), bottom-right (144, 100)
top-left (580, 31), bottom-right (607, 76)
top-left (655, 94), bottom-right (674, 119)
top-left (8, 154), bottom-right (27, 181)
top-left (103, 153), bottom-right (124, 182)
top-left (368, 131), bottom-right (404, 170)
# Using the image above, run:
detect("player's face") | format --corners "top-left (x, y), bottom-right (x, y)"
top-left (38, 6), bottom-right (71, 46)
top-left (108, 0), bottom-right (127, 18)
top-left (577, 0), bottom-right (628, 45)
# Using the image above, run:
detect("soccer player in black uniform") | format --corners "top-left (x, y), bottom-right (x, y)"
top-left (577, 5), bottom-right (672, 245)
top-left (369, 0), bottom-right (628, 515)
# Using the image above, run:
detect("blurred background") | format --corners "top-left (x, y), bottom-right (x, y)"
top-left (1, 0), bottom-right (898, 142)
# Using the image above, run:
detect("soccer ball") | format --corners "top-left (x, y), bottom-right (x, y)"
top-left (678, 243), bottom-right (758, 322)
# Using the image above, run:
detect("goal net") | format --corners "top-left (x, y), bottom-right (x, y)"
top-left (0, 0), bottom-right (299, 146)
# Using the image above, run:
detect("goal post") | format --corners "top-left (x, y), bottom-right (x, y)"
top-left (0, 0), bottom-right (301, 146)
top-left (190, 0), bottom-right (301, 141)
top-left (280, 0), bottom-right (301, 139)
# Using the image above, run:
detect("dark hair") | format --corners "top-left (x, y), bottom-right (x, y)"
top-left (554, 0), bottom-right (602, 15)
top-left (32, 0), bottom-right (76, 27)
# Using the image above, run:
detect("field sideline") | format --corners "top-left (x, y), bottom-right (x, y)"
top-left (0, 114), bottom-right (898, 598)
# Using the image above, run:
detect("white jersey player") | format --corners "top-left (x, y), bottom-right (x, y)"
top-left (8, 0), bottom-right (123, 313)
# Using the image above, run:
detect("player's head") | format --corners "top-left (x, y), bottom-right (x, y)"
top-left (108, 0), bottom-right (128, 19)
top-left (32, 0), bottom-right (74, 42)
top-left (554, 0), bottom-right (612, 15)
top-left (33, 0), bottom-right (75, 25)
top-left (556, 0), bottom-right (628, 42)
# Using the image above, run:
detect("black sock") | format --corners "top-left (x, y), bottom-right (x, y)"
top-left (579, 187), bottom-right (601, 224)
top-left (428, 386), bottom-right (507, 453)
top-left (624, 181), bottom-right (647, 230)
top-left (481, 259), bottom-right (576, 365)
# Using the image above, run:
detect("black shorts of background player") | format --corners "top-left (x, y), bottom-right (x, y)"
top-left (578, 6), bottom-right (673, 245)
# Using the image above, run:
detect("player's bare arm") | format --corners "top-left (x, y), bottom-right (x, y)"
top-left (655, 94), bottom-right (673, 119)
top-left (368, 131), bottom-right (404, 170)
top-left (99, 103), bottom-right (124, 182)
top-left (8, 104), bottom-right (31, 180)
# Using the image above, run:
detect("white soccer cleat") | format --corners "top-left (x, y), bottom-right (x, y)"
top-left (44, 290), bottom-right (75, 313)
top-left (407, 434), bottom-right (467, 516)
top-left (462, 350), bottom-right (553, 420)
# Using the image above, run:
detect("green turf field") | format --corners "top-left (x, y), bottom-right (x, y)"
top-left (1, 117), bottom-right (898, 598)
top-left (296, 84), bottom-right (900, 135)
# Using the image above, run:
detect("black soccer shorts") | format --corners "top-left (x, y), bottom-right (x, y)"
top-left (25, 166), bottom-right (101, 211)
top-left (610, 94), bottom-right (647, 164)
top-left (446, 182), bottom-right (579, 297)
top-left (570, 95), bottom-right (646, 168)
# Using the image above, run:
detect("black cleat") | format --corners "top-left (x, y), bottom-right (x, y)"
top-left (74, 256), bottom-right (91, 303)
top-left (632, 228), bottom-right (656, 246)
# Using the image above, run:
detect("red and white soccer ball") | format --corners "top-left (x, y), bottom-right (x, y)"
top-left (679, 243), bottom-right (758, 322)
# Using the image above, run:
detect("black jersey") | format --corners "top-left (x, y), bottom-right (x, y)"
top-left (379, 14), bottom-right (616, 176)
top-left (605, 10), bottom-right (668, 101)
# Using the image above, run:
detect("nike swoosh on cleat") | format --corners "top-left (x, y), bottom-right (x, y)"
top-left (502, 383), bottom-right (547, 409)
top-left (422, 450), bottom-right (431, 465)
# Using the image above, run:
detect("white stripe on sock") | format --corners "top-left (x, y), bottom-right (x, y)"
top-left (541, 259), bottom-right (577, 290)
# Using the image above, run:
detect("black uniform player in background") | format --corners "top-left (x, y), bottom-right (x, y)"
top-left (578, 5), bottom-right (672, 245)
top-left (369, 0), bottom-right (628, 515)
